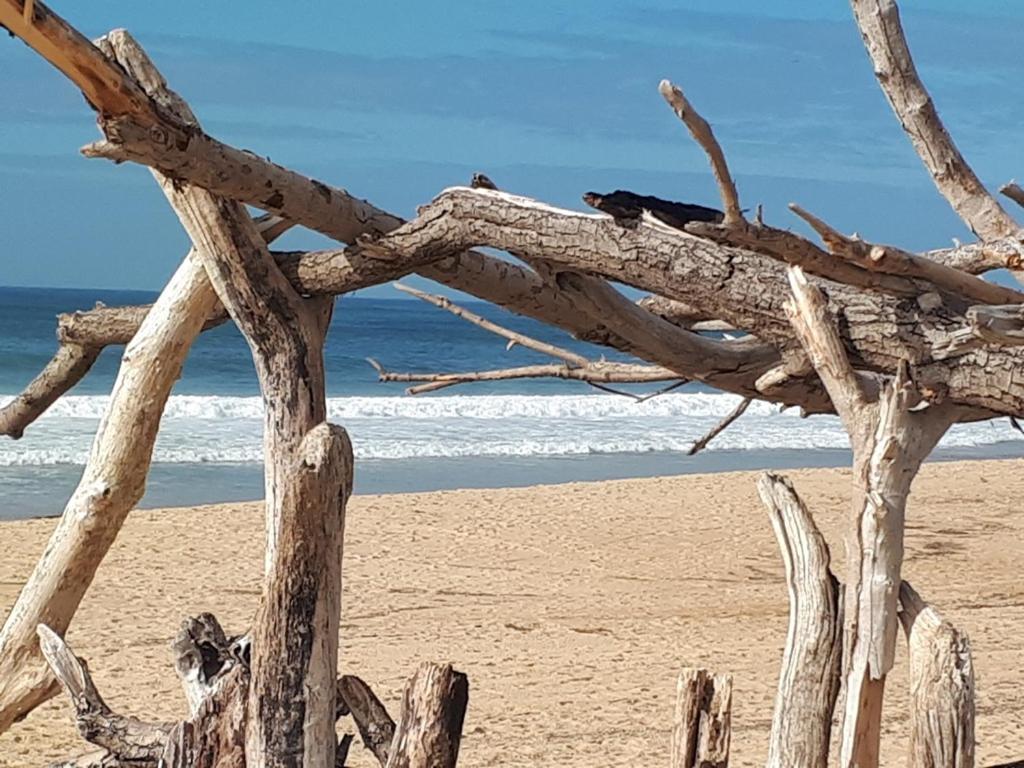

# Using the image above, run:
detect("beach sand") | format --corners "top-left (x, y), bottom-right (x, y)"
top-left (1, 459), bottom-right (1022, 766)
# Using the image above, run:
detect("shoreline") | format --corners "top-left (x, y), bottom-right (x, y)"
top-left (2, 458), bottom-right (1023, 766)
top-left (4, 440), bottom-right (1024, 521)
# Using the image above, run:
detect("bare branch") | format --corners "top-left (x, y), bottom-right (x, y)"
top-left (1001, 181), bottom-right (1024, 211)
top-left (36, 626), bottom-right (171, 764)
top-left (394, 283), bottom-right (589, 367)
top-left (337, 675), bottom-right (395, 767)
top-left (0, 344), bottom-right (100, 439)
top-left (659, 79), bottom-right (743, 226)
top-left (783, 266), bottom-right (870, 431)
top-left (850, 0), bottom-right (1020, 241)
top-left (686, 397), bottom-right (751, 456)
top-left (789, 203), bottom-right (1024, 306)
top-left (371, 359), bottom-right (679, 396)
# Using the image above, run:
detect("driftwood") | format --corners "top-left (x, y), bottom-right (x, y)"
top-left (758, 474), bottom-right (843, 768)
top-left (36, 626), bottom-right (171, 765)
top-left (671, 668), bottom-right (732, 768)
top-left (387, 663), bottom-right (469, 768)
top-left (338, 676), bottom-right (396, 766)
top-left (899, 582), bottom-right (975, 768)
top-left (784, 266), bottom-right (961, 766)
top-left (0, 0), bottom-right (1022, 766)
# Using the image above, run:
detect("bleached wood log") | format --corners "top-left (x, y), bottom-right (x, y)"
top-left (36, 625), bottom-right (171, 765)
top-left (351, 188), bottom-right (1021, 418)
top-left (338, 675), bottom-right (396, 767)
top-left (671, 668), bottom-right (732, 768)
top-left (899, 582), bottom-right (975, 768)
top-left (0, 249), bottom-right (223, 732)
top-left (99, 30), bottom-right (349, 768)
top-left (249, 424), bottom-right (352, 768)
top-left (849, 0), bottom-right (1020, 243)
top-left (385, 663), bottom-right (469, 768)
top-left (758, 473), bottom-right (843, 768)
top-left (785, 266), bottom-right (960, 768)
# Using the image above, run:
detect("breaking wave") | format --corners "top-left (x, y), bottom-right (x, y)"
top-left (0, 392), bottom-right (1018, 466)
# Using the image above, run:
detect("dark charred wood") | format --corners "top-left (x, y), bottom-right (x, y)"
top-left (470, 173), bottom-right (498, 190)
top-left (583, 190), bottom-right (724, 230)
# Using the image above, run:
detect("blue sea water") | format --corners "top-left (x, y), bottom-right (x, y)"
top-left (2, 285), bottom-right (1022, 519)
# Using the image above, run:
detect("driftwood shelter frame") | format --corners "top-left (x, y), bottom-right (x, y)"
top-left (0, 0), bottom-right (1022, 765)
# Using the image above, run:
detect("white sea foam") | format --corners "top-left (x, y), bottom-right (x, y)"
top-left (0, 392), bottom-right (1018, 466)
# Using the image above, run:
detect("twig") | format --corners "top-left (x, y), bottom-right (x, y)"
top-left (659, 79), bottom-right (743, 226)
top-left (395, 283), bottom-right (589, 367)
top-left (1001, 181), bottom-right (1024, 211)
top-left (685, 397), bottom-right (752, 455)
top-left (369, 359), bottom-right (679, 396)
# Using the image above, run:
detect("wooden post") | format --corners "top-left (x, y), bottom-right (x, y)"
top-left (900, 582), bottom-right (975, 768)
top-left (784, 266), bottom-right (960, 768)
top-left (671, 668), bottom-right (732, 768)
top-left (758, 473), bottom-right (843, 768)
top-left (386, 663), bottom-right (469, 768)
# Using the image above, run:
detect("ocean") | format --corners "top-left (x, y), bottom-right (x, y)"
top-left (2, 285), bottom-right (1022, 520)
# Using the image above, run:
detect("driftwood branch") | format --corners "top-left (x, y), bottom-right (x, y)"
top-left (658, 79), bottom-right (742, 226)
top-left (686, 397), bottom-right (751, 456)
top-left (337, 676), bottom-right (396, 767)
top-left (670, 668), bottom-right (732, 768)
top-left (1000, 182), bottom-right (1024, 211)
top-left (36, 625), bottom-right (171, 765)
top-left (394, 283), bottom-right (589, 367)
top-left (386, 663), bottom-right (469, 768)
top-left (784, 265), bottom-right (960, 767)
top-left (788, 203), bottom-right (1024, 306)
top-left (899, 582), bottom-right (975, 768)
top-left (758, 474), bottom-right (842, 768)
top-left (849, 0), bottom-right (1020, 242)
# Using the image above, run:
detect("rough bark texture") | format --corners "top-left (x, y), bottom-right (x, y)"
top-left (367, 189), bottom-right (1024, 418)
top-left (36, 625), bottom-right (171, 765)
top-left (900, 582), bottom-right (975, 768)
top-left (249, 424), bottom-right (352, 768)
top-left (671, 669), bottom-right (732, 768)
top-left (758, 473), bottom-right (843, 768)
top-left (385, 663), bottom-right (469, 768)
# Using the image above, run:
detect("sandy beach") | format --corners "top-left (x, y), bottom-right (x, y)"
top-left (1, 459), bottom-right (1022, 766)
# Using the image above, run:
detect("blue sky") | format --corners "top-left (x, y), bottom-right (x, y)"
top-left (1, 1), bottom-right (1022, 294)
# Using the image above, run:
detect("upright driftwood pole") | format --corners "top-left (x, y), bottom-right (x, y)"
top-left (386, 663), bottom-right (469, 768)
top-left (671, 668), bottom-right (732, 768)
top-left (900, 582), bottom-right (975, 768)
top-left (758, 473), bottom-right (843, 768)
top-left (785, 266), bottom-right (960, 767)
top-left (96, 31), bottom-right (348, 767)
